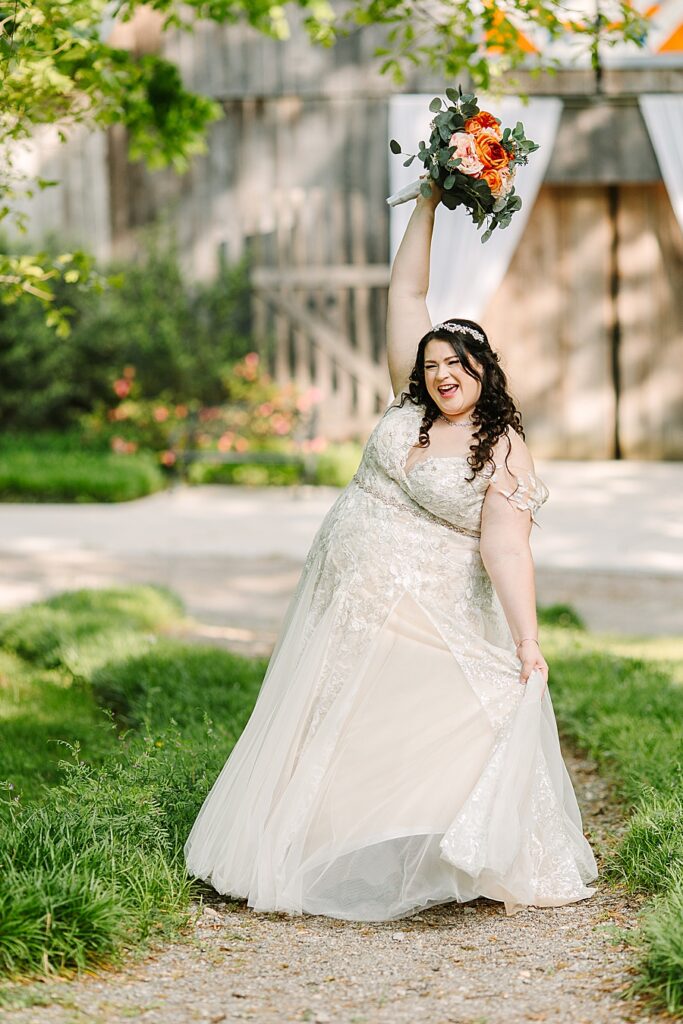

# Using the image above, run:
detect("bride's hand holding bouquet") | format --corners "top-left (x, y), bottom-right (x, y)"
top-left (388, 87), bottom-right (539, 242)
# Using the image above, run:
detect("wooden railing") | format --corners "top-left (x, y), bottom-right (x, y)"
top-left (249, 187), bottom-right (392, 441)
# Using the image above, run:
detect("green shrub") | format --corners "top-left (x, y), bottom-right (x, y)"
top-left (0, 430), bottom-right (109, 454)
top-left (0, 241), bottom-right (253, 431)
top-left (313, 442), bottom-right (362, 487)
top-left (537, 603), bottom-right (585, 630)
top-left (0, 450), bottom-right (165, 502)
top-left (187, 460), bottom-right (304, 486)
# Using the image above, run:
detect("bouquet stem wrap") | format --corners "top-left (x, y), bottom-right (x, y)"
top-left (386, 178), bottom-right (424, 208)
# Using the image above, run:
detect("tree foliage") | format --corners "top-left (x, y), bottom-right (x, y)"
top-left (0, 0), bottom-right (648, 329)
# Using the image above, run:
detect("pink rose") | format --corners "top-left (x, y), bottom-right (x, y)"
top-left (497, 166), bottom-right (516, 199)
top-left (448, 132), bottom-right (484, 177)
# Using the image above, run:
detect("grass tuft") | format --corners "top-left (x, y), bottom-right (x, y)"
top-left (629, 882), bottom-right (683, 1013)
top-left (543, 621), bottom-right (683, 1016)
top-left (0, 586), bottom-right (264, 982)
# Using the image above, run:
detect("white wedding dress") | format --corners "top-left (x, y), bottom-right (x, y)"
top-left (184, 396), bottom-right (598, 920)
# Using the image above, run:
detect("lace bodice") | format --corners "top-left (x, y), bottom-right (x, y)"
top-left (354, 398), bottom-right (549, 535)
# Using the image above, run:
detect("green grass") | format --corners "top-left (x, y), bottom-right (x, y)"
top-left (0, 450), bottom-right (166, 502)
top-left (1, 588), bottom-right (682, 1018)
top-left (0, 585), bottom-right (265, 984)
top-left (540, 610), bottom-right (683, 1014)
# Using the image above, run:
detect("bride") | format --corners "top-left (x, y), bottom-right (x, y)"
top-left (184, 182), bottom-right (598, 920)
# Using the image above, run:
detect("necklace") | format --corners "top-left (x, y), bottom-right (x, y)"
top-left (439, 413), bottom-right (475, 428)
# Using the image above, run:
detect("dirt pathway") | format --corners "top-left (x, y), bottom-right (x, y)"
top-left (4, 748), bottom-right (672, 1024)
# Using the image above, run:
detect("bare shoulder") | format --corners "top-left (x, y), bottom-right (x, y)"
top-left (490, 426), bottom-right (535, 472)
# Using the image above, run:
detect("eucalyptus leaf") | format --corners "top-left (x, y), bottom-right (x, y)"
top-left (445, 87), bottom-right (459, 103)
top-left (429, 97), bottom-right (442, 112)
top-left (420, 181), bottom-right (434, 198)
top-left (389, 139), bottom-right (401, 154)
top-left (443, 174), bottom-right (456, 190)
top-left (402, 155), bottom-right (415, 166)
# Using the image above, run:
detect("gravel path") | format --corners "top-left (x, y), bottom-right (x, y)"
top-left (4, 749), bottom-right (672, 1024)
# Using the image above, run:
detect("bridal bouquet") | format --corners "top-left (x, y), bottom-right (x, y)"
top-left (387, 88), bottom-right (539, 242)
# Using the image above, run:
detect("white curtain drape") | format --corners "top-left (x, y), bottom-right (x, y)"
top-left (388, 95), bottom-right (563, 324)
top-left (639, 95), bottom-right (683, 238)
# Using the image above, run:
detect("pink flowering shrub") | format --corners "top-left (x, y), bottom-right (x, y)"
top-left (82, 355), bottom-right (322, 470)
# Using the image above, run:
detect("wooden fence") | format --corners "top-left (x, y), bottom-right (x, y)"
top-left (248, 187), bottom-right (391, 439)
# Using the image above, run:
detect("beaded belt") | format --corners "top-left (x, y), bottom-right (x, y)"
top-left (352, 473), bottom-right (481, 540)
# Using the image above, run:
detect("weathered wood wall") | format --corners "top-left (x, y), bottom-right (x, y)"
top-left (484, 183), bottom-right (683, 459)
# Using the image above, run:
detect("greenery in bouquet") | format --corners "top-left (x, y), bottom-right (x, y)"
top-left (390, 87), bottom-right (539, 242)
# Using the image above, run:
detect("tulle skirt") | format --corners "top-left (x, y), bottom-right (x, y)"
top-left (184, 540), bottom-right (598, 921)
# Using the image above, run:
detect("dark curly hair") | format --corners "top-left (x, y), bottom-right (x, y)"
top-left (398, 317), bottom-right (525, 481)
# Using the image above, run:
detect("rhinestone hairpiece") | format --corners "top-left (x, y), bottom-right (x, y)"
top-left (432, 321), bottom-right (484, 342)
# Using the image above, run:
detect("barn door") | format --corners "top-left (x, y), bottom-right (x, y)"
top-left (483, 183), bottom-right (683, 460)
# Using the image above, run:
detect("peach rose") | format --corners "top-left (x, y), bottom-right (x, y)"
top-left (482, 166), bottom-right (515, 199)
top-left (464, 111), bottom-right (502, 139)
top-left (448, 131), bottom-right (484, 177)
top-left (475, 131), bottom-right (510, 170)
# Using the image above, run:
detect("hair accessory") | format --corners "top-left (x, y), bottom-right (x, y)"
top-left (432, 321), bottom-right (485, 342)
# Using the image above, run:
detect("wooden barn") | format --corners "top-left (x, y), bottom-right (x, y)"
top-left (13, 2), bottom-right (683, 456)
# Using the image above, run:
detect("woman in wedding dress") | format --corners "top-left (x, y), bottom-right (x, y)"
top-left (184, 183), bottom-right (598, 921)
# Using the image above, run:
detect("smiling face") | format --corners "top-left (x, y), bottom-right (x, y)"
top-left (422, 338), bottom-right (483, 419)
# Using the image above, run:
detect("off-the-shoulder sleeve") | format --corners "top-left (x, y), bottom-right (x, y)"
top-left (487, 463), bottom-right (550, 527)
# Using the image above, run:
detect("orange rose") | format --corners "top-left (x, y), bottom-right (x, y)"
top-left (481, 168), bottom-right (504, 196)
top-left (481, 166), bottom-right (515, 199)
top-left (464, 111), bottom-right (502, 138)
top-left (475, 132), bottom-right (510, 170)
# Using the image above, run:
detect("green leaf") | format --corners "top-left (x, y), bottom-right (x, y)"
top-left (402, 155), bottom-right (415, 167)
top-left (445, 87), bottom-right (459, 103)
top-left (420, 181), bottom-right (433, 198)
top-left (429, 97), bottom-right (442, 112)
top-left (443, 174), bottom-right (456, 190)
top-left (389, 139), bottom-right (401, 154)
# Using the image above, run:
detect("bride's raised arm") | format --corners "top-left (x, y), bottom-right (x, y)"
top-left (386, 183), bottom-right (442, 396)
